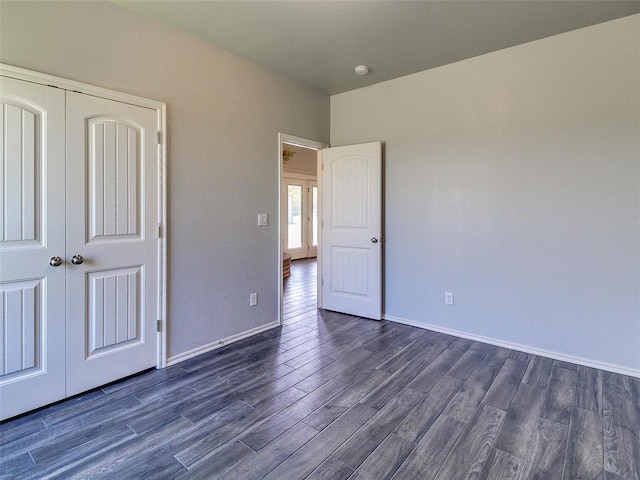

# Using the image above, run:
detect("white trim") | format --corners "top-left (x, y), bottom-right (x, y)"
top-left (283, 172), bottom-right (317, 181)
top-left (278, 136), bottom-right (285, 327)
top-left (1, 63), bottom-right (168, 370)
top-left (0, 64), bottom-right (164, 110)
top-left (278, 133), bottom-right (328, 327)
top-left (166, 321), bottom-right (281, 366)
top-left (157, 103), bottom-right (168, 369)
top-left (282, 134), bottom-right (326, 151)
top-left (317, 149), bottom-right (324, 308)
top-left (384, 314), bottom-right (640, 379)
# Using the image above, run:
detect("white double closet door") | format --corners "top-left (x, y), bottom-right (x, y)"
top-left (0, 76), bottom-right (159, 420)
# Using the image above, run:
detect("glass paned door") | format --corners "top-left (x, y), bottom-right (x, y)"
top-left (284, 177), bottom-right (318, 260)
top-left (287, 184), bottom-right (303, 250)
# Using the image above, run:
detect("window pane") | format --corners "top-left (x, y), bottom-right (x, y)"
top-left (287, 184), bottom-right (302, 249)
top-left (312, 186), bottom-right (318, 247)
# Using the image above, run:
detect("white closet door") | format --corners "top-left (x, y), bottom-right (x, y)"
top-left (0, 77), bottom-right (66, 420)
top-left (65, 92), bottom-right (158, 395)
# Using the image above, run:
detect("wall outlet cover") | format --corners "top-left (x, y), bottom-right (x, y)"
top-left (445, 292), bottom-right (454, 305)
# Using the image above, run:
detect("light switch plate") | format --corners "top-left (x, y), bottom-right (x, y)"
top-left (257, 214), bottom-right (268, 226)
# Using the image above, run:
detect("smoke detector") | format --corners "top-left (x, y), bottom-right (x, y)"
top-left (354, 65), bottom-right (370, 76)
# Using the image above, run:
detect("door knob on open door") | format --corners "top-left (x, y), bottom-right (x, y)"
top-left (371, 237), bottom-right (379, 243)
top-left (71, 254), bottom-right (84, 265)
top-left (49, 256), bottom-right (63, 267)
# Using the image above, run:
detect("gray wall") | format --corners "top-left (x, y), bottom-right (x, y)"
top-left (0, 1), bottom-right (329, 358)
top-left (331, 15), bottom-right (640, 373)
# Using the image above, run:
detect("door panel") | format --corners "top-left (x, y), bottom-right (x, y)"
top-left (1, 280), bottom-right (41, 375)
top-left (320, 142), bottom-right (382, 320)
top-left (0, 77), bottom-right (66, 420)
top-left (87, 119), bottom-right (141, 241)
top-left (65, 92), bottom-right (158, 396)
top-left (87, 267), bottom-right (141, 355)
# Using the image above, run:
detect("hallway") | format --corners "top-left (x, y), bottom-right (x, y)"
top-left (283, 258), bottom-right (317, 323)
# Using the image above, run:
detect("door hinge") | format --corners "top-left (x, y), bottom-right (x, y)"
top-left (156, 320), bottom-right (162, 332)
top-left (156, 131), bottom-right (162, 145)
top-left (156, 224), bottom-right (162, 238)
top-left (321, 278), bottom-right (324, 286)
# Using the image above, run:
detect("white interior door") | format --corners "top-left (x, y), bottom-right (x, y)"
top-left (320, 142), bottom-right (382, 320)
top-left (0, 77), bottom-right (67, 419)
top-left (65, 92), bottom-right (158, 395)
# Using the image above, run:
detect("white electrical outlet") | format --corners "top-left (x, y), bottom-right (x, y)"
top-left (445, 292), bottom-right (454, 305)
top-left (250, 293), bottom-right (258, 306)
top-left (257, 214), bottom-right (268, 226)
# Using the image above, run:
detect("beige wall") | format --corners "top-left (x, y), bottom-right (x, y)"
top-left (0, 1), bottom-right (329, 358)
top-left (331, 15), bottom-right (640, 374)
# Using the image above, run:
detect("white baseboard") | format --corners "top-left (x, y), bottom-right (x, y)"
top-left (166, 321), bottom-right (281, 366)
top-left (384, 315), bottom-right (640, 379)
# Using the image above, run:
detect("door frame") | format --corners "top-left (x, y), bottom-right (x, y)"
top-left (0, 63), bottom-right (169, 368)
top-left (278, 133), bottom-right (328, 325)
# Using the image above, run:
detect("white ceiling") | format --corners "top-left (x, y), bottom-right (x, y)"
top-left (114, 1), bottom-right (640, 95)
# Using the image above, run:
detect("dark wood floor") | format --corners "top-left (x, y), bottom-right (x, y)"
top-left (1, 257), bottom-right (639, 479)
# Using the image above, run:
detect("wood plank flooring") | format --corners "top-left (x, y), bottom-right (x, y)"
top-left (1, 257), bottom-right (639, 479)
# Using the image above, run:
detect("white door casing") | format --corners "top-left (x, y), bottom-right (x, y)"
top-left (0, 77), bottom-right (67, 419)
top-left (0, 65), bottom-right (166, 420)
top-left (308, 180), bottom-right (318, 258)
top-left (65, 92), bottom-right (159, 395)
top-left (320, 142), bottom-right (382, 320)
top-left (277, 133), bottom-right (327, 326)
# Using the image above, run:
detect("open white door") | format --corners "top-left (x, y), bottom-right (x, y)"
top-left (320, 142), bottom-right (382, 320)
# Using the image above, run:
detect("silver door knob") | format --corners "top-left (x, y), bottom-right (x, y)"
top-left (371, 237), bottom-right (379, 243)
top-left (71, 254), bottom-right (84, 265)
top-left (49, 256), bottom-right (63, 267)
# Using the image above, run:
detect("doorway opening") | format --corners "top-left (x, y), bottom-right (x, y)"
top-left (278, 134), bottom-right (327, 325)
